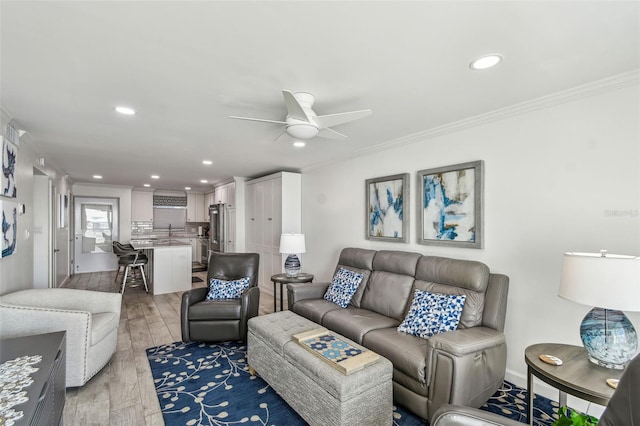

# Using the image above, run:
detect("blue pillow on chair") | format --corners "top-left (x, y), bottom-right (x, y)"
top-left (206, 277), bottom-right (251, 300)
top-left (398, 290), bottom-right (466, 338)
top-left (323, 267), bottom-right (364, 308)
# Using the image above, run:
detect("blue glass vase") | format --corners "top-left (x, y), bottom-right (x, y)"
top-left (580, 307), bottom-right (638, 369)
top-left (284, 254), bottom-right (301, 277)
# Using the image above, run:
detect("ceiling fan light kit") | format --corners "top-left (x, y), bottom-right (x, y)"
top-left (230, 89), bottom-right (372, 142)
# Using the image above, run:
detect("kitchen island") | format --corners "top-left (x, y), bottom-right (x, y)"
top-left (130, 239), bottom-right (192, 295)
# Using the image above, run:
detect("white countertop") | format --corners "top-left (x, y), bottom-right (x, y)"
top-left (130, 239), bottom-right (192, 249)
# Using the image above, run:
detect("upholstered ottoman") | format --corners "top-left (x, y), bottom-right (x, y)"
top-left (247, 311), bottom-right (393, 426)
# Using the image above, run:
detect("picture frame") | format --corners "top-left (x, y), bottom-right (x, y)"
top-left (1, 199), bottom-right (18, 257)
top-left (366, 173), bottom-right (409, 243)
top-left (417, 160), bottom-right (483, 249)
top-left (2, 137), bottom-right (18, 198)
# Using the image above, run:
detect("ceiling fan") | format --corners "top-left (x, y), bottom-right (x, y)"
top-left (229, 90), bottom-right (372, 140)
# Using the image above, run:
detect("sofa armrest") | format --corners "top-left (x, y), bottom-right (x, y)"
top-left (426, 327), bottom-right (508, 416)
top-left (432, 404), bottom-right (522, 426)
top-left (287, 282), bottom-right (330, 309)
top-left (239, 286), bottom-right (260, 338)
top-left (427, 327), bottom-right (506, 356)
top-left (0, 288), bottom-right (121, 317)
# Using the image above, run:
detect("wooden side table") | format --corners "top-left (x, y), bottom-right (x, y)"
top-left (524, 343), bottom-right (621, 425)
top-left (270, 273), bottom-right (314, 312)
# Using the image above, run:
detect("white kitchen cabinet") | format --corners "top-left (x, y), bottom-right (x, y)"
top-left (245, 172), bottom-right (301, 302)
top-left (132, 190), bottom-right (154, 222)
top-left (187, 193), bottom-right (205, 222)
top-left (225, 206), bottom-right (236, 253)
top-left (204, 192), bottom-right (214, 221)
top-left (213, 182), bottom-right (236, 206)
top-left (189, 237), bottom-right (198, 262)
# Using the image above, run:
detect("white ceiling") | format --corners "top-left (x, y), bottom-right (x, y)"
top-left (2, 1), bottom-right (638, 192)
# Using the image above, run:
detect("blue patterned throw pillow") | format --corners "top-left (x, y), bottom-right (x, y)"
top-left (398, 290), bottom-right (466, 338)
top-left (206, 277), bottom-right (251, 300)
top-left (323, 267), bottom-right (365, 308)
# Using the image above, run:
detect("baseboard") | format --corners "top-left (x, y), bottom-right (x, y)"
top-left (505, 368), bottom-right (606, 417)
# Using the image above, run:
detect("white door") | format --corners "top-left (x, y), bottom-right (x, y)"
top-left (74, 197), bottom-right (119, 273)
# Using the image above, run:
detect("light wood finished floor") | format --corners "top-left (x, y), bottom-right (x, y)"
top-left (61, 270), bottom-right (273, 426)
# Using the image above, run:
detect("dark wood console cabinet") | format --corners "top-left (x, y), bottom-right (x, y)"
top-left (0, 332), bottom-right (66, 426)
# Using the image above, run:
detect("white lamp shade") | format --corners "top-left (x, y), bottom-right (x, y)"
top-left (279, 233), bottom-right (306, 254)
top-left (559, 252), bottom-right (640, 312)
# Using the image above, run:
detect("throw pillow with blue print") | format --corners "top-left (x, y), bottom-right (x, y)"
top-left (398, 290), bottom-right (466, 338)
top-left (323, 267), bottom-right (364, 308)
top-left (206, 277), bottom-right (251, 300)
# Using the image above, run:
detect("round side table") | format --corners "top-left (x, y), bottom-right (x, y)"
top-left (270, 273), bottom-right (314, 312)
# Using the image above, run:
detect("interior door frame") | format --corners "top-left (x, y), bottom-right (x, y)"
top-left (73, 196), bottom-right (120, 273)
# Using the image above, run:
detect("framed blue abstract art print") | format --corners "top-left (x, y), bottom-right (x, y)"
top-left (366, 173), bottom-right (409, 243)
top-left (2, 137), bottom-right (18, 198)
top-left (1, 199), bottom-right (18, 257)
top-left (418, 161), bottom-right (483, 249)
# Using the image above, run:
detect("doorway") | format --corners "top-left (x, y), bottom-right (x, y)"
top-left (73, 196), bottom-right (119, 273)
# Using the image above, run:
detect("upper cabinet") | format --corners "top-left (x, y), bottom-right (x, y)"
top-left (213, 182), bottom-right (236, 207)
top-left (131, 190), bottom-right (154, 222)
top-left (204, 192), bottom-right (215, 221)
top-left (187, 193), bottom-right (205, 222)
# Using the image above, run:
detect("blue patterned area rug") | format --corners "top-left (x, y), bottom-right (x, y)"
top-left (146, 341), bottom-right (560, 425)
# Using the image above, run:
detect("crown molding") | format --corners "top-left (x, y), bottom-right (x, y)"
top-left (303, 70), bottom-right (640, 172)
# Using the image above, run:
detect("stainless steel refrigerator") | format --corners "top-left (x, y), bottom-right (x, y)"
top-left (209, 203), bottom-right (226, 253)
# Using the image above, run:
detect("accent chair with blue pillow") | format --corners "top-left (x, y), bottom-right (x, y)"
top-left (181, 252), bottom-right (260, 342)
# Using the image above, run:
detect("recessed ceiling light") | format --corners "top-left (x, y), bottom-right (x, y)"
top-left (151, 175), bottom-right (160, 179)
top-left (93, 175), bottom-right (102, 179)
top-left (185, 186), bottom-right (191, 190)
top-left (202, 160), bottom-right (213, 165)
top-left (143, 184), bottom-right (151, 187)
top-left (470, 54), bottom-right (503, 70)
top-left (200, 179), bottom-right (208, 183)
top-left (114, 106), bottom-right (136, 115)
top-left (293, 141), bottom-right (306, 148)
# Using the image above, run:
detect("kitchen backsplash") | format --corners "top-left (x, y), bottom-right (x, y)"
top-left (131, 221), bottom-right (202, 235)
top-left (131, 221), bottom-right (153, 234)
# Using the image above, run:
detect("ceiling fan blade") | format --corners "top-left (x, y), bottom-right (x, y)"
top-left (229, 116), bottom-right (287, 125)
top-left (315, 109), bottom-right (372, 129)
top-left (282, 90), bottom-right (310, 122)
top-left (274, 129), bottom-right (288, 142)
top-left (317, 128), bottom-right (347, 140)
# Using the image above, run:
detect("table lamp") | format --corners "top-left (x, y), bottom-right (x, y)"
top-left (279, 233), bottom-right (306, 277)
top-left (558, 250), bottom-right (640, 369)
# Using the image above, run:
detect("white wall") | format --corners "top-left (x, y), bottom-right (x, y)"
top-left (300, 81), bottom-right (640, 401)
top-left (0, 108), bottom-right (72, 295)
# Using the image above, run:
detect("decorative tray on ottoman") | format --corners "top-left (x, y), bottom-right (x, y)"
top-left (292, 328), bottom-right (379, 375)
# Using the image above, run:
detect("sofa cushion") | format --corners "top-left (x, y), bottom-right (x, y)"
top-left (188, 299), bottom-right (242, 320)
top-left (323, 267), bottom-right (365, 308)
top-left (206, 277), bottom-right (250, 300)
top-left (398, 290), bottom-right (466, 338)
top-left (335, 248), bottom-right (376, 307)
top-left (360, 251), bottom-right (421, 321)
top-left (414, 256), bottom-right (490, 328)
top-left (321, 307), bottom-right (400, 344)
top-left (292, 298), bottom-right (343, 324)
top-left (362, 327), bottom-right (429, 386)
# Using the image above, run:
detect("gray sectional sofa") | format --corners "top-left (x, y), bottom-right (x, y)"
top-left (287, 247), bottom-right (509, 422)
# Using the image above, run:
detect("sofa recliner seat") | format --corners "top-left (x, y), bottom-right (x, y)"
top-left (287, 247), bottom-right (509, 422)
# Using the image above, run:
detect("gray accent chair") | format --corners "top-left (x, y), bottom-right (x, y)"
top-left (181, 252), bottom-right (260, 342)
top-left (431, 351), bottom-right (640, 425)
top-left (0, 288), bottom-right (122, 387)
top-left (288, 247), bottom-right (509, 422)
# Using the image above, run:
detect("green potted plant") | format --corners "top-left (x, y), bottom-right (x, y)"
top-left (552, 406), bottom-right (598, 426)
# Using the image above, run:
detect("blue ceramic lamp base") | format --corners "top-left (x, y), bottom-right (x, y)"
top-left (580, 307), bottom-right (638, 370)
top-left (284, 254), bottom-right (301, 277)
